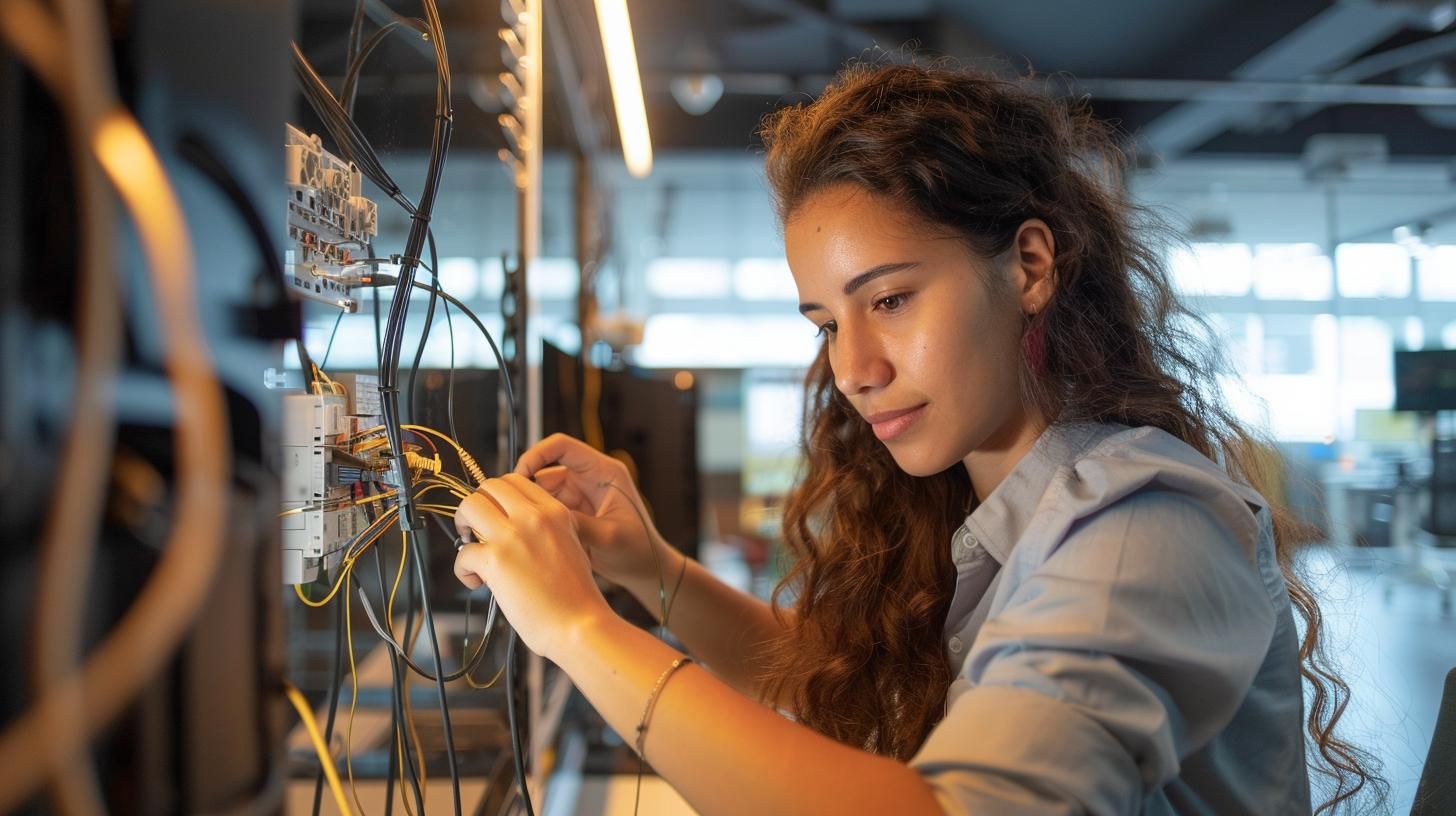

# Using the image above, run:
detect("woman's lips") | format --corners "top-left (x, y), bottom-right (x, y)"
top-left (866, 404), bottom-right (927, 442)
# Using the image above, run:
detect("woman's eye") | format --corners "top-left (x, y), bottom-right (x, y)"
top-left (875, 293), bottom-right (909, 312)
top-left (815, 321), bottom-right (837, 339)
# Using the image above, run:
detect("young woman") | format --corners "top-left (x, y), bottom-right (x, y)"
top-left (452, 62), bottom-right (1378, 814)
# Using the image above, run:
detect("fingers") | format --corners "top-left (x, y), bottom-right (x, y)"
top-left (500, 473), bottom-right (565, 509)
top-left (476, 475), bottom-right (570, 525)
top-left (453, 542), bottom-right (487, 590)
top-left (531, 466), bottom-right (594, 510)
top-left (453, 490), bottom-right (505, 542)
top-left (514, 433), bottom-right (613, 479)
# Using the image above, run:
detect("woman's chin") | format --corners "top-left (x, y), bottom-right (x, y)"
top-left (885, 444), bottom-right (956, 478)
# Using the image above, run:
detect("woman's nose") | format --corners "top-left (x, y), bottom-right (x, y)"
top-left (832, 324), bottom-right (892, 396)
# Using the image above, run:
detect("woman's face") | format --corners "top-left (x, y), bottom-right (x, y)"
top-left (786, 185), bottom-right (1043, 483)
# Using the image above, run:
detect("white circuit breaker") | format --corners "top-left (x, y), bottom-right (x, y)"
top-left (279, 373), bottom-right (384, 585)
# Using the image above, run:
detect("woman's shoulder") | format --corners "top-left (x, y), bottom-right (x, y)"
top-left (1032, 422), bottom-right (1272, 564)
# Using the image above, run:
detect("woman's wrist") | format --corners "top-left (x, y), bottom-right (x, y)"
top-left (620, 534), bottom-right (689, 622)
top-left (556, 602), bottom-right (631, 672)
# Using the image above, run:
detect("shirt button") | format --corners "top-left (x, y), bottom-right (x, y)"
top-left (948, 636), bottom-right (964, 654)
top-left (961, 533), bottom-right (978, 553)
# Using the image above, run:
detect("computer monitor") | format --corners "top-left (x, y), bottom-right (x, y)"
top-left (540, 342), bottom-right (700, 559)
top-left (1395, 349), bottom-right (1456, 412)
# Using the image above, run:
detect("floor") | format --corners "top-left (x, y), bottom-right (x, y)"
top-left (1303, 544), bottom-right (1456, 814)
top-left (555, 544), bottom-right (1456, 816)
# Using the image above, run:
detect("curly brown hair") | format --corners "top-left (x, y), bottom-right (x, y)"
top-left (757, 60), bottom-right (1383, 813)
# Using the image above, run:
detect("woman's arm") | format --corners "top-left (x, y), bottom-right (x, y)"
top-left (512, 434), bottom-right (790, 700)
top-left (560, 611), bottom-right (942, 816)
top-left (614, 536), bottom-right (791, 701)
top-left (452, 475), bottom-right (943, 816)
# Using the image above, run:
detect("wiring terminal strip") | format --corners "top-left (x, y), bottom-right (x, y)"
top-left (284, 123), bottom-right (378, 312)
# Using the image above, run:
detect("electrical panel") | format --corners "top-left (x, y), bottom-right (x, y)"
top-left (284, 123), bottom-right (377, 313)
top-left (279, 372), bottom-right (386, 584)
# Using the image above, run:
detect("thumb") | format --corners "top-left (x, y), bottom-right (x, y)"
top-left (533, 466), bottom-right (593, 512)
top-left (574, 512), bottom-right (611, 544)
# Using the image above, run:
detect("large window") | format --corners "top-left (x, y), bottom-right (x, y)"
top-left (1336, 243), bottom-right (1410, 299)
top-left (1170, 243), bottom-right (1252, 296)
top-left (1419, 246), bottom-right (1456, 301)
top-left (637, 314), bottom-right (818, 368)
top-left (1253, 243), bottom-right (1334, 301)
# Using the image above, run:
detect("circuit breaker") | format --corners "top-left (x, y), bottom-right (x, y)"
top-left (279, 373), bottom-right (384, 584)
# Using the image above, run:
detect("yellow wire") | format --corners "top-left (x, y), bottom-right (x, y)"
top-left (465, 661), bottom-right (508, 691)
top-left (353, 436), bottom-right (389, 453)
top-left (291, 510), bottom-right (394, 608)
top-left (415, 479), bottom-right (468, 501)
top-left (386, 531), bottom-right (408, 634)
top-left (396, 727), bottom-right (415, 816)
top-left (346, 423), bottom-right (485, 486)
top-left (285, 682), bottom-right (355, 816)
top-left (278, 489), bottom-right (397, 519)
top-left (344, 576), bottom-right (365, 816)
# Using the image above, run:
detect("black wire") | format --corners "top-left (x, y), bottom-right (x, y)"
top-left (505, 632), bottom-right (535, 816)
top-left (374, 0), bottom-right (451, 545)
top-left (443, 292), bottom-right (460, 445)
top-left (310, 596), bottom-right (347, 816)
top-left (410, 527), bottom-right (463, 816)
top-left (373, 273), bottom-right (384, 360)
top-left (355, 580), bottom-right (496, 682)
top-left (361, 276), bottom-right (517, 467)
top-left (400, 539), bottom-right (420, 781)
top-left (405, 233), bottom-right (440, 426)
top-left (343, 18), bottom-right (428, 113)
top-left (297, 12), bottom-right (470, 812)
top-left (343, 0), bottom-right (367, 110)
top-left (373, 272), bottom-right (523, 816)
top-left (319, 309), bottom-right (345, 371)
top-left (367, 549), bottom-right (427, 816)
top-left (354, 487), bottom-right (399, 816)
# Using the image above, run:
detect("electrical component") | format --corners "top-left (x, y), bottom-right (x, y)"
top-left (280, 391), bottom-right (354, 584)
top-left (284, 123), bottom-right (377, 312)
top-left (279, 372), bottom-right (386, 584)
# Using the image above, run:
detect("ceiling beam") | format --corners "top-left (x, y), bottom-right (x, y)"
top-left (1138, 2), bottom-right (1436, 160)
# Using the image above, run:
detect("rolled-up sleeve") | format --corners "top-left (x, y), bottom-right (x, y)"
top-left (911, 488), bottom-right (1277, 815)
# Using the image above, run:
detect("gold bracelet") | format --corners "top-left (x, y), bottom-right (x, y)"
top-left (635, 656), bottom-right (693, 761)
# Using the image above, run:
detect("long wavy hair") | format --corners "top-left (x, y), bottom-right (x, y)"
top-left (757, 60), bottom-right (1382, 812)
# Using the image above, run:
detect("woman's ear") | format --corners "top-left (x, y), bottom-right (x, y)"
top-left (1011, 219), bottom-right (1055, 314)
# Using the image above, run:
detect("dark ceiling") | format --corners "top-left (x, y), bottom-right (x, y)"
top-left (296, 0), bottom-right (1456, 164)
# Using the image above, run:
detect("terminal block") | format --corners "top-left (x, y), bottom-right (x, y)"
top-left (284, 123), bottom-right (378, 313)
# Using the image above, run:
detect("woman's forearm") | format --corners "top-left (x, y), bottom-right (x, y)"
top-left (617, 538), bottom-right (789, 700)
top-left (557, 613), bottom-right (942, 816)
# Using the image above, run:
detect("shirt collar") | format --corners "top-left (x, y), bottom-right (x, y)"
top-left (961, 421), bottom-right (1116, 564)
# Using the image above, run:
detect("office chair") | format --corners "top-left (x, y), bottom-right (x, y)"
top-left (1412, 667), bottom-right (1456, 815)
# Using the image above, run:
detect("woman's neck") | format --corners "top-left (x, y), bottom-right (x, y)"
top-left (962, 408), bottom-right (1047, 503)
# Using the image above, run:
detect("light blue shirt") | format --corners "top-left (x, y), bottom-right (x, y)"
top-left (911, 422), bottom-right (1311, 815)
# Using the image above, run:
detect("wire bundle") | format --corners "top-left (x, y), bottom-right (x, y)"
top-left (289, 4), bottom-right (554, 814)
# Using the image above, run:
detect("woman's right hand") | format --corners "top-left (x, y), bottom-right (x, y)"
top-left (513, 433), bottom-right (672, 592)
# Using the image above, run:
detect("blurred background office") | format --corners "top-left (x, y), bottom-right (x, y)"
top-left (293, 2), bottom-right (1456, 810)
top-left (6, 0), bottom-right (1456, 813)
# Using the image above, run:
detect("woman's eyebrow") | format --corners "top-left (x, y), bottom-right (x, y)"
top-left (797, 261), bottom-right (920, 315)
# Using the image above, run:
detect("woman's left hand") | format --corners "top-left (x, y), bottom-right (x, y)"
top-left (452, 474), bottom-right (615, 662)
